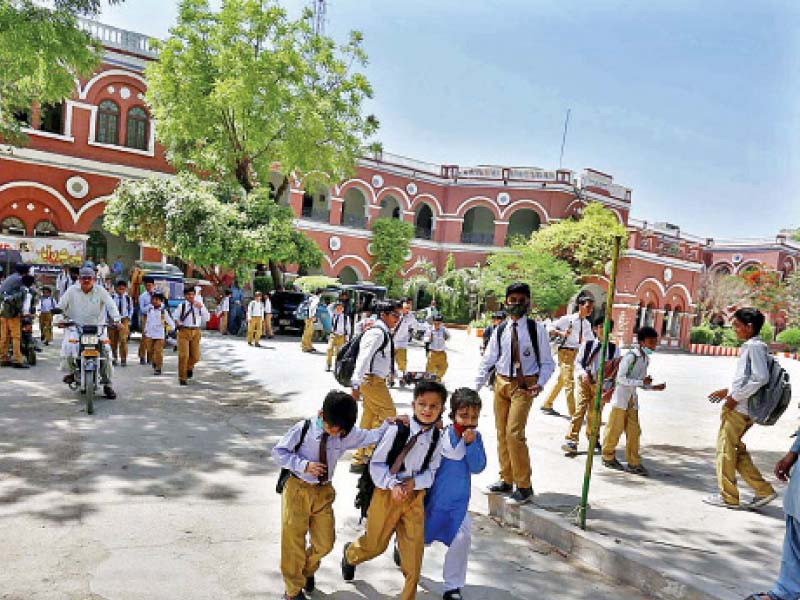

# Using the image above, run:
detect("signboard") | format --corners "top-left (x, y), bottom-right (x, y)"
top-left (0, 235), bottom-right (85, 267)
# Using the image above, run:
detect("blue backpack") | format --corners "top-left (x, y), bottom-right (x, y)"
top-left (294, 298), bottom-right (312, 320)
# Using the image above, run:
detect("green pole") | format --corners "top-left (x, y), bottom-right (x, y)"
top-left (578, 235), bottom-right (623, 530)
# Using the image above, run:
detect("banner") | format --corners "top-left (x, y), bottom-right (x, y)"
top-left (0, 235), bottom-right (85, 267)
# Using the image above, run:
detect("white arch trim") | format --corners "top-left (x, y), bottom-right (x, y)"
top-left (564, 198), bottom-right (586, 215)
top-left (328, 254), bottom-right (372, 277)
top-left (454, 196), bottom-right (501, 218)
top-left (412, 193), bottom-right (443, 216)
top-left (335, 179), bottom-right (377, 204)
top-left (0, 182), bottom-right (106, 225)
top-left (79, 69), bottom-right (147, 100)
top-left (634, 277), bottom-right (667, 298)
top-left (665, 283), bottom-right (693, 306)
top-left (499, 199), bottom-right (551, 222)
top-left (375, 186), bottom-right (411, 209)
top-left (710, 261), bottom-right (735, 274)
top-left (736, 260), bottom-right (762, 274)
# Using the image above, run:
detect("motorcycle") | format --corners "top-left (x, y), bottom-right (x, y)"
top-left (59, 320), bottom-right (113, 415)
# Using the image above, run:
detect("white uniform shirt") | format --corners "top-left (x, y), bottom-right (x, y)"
top-left (550, 313), bottom-right (594, 350)
top-left (263, 297), bottom-right (272, 315)
top-left (610, 345), bottom-right (650, 410)
top-left (729, 337), bottom-right (771, 417)
top-left (247, 300), bottom-right (265, 319)
top-left (56, 272), bottom-right (71, 297)
top-left (143, 305), bottom-right (175, 340)
top-left (217, 296), bottom-right (230, 314)
top-left (424, 325), bottom-right (449, 351)
top-left (111, 292), bottom-right (134, 320)
top-left (308, 295), bottom-right (320, 319)
top-left (58, 284), bottom-right (121, 326)
top-left (39, 296), bottom-right (57, 313)
top-left (475, 317), bottom-right (555, 390)
top-left (574, 339), bottom-right (621, 380)
top-left (393, 313), bottom-right (415, 349)
top-left (352, 320), bottom-right (393, 386)
top-left (172, 300), bottom-right (210, 328)
top-left (22, 289), bottom-right (33, 315)
top-left (354, 315), bottom-right (375, 336)
top-left (369, 420), bottom-right (443, 490)
top-left (330, 313), bottom-right (351, 336)
top-left (139, 290), bottom-right (153, 314)
top-left (96, 263), bottom-right (110, 281)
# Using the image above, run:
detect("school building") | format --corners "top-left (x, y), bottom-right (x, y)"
top-left (1, 18), bottom-right (798, 349)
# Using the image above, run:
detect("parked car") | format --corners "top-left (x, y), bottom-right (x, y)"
top-left (270, 290), bottom-right (308, 334)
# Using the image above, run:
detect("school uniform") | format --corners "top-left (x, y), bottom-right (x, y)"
top-left (566, 339), bottom-right (620, 444)
top-left (142, 304), bottom-right (175, 370)
top-left (351, 320), bottom-right (396, 467)
top-left (138, 290), bottom-right (153, 362)
top-left (55, 271), bottom-right (71, 300)
top-left (715, 337), bottom-right (775, 505)
top-left (272, 418), bottom-right (391, 598)
top-left (424, 425), bottom-right (486, 593)
top-left (475, 317), bottom-right (555, 489)
top-left (301, 294), bottom-right (320, 352)
top-left (393, 312), bottom-right (415, 376)
top-left (109, 292), bottom-right (134, 363)
top-left (217, 296), bottom-right (230, 336)
top-left (771, 435), bottom-right (800, 599)
top-left (326, 313), bottom-right (350, 369)
top-left (542, 313), bottom-right (594, 416)
top-left (38, 296), bottom-right (56, 344)
top-left (601, 345), bottom-right (649, 467)
top-left (246, 299), bottom-right (264, 345)
top-left (262, 296), bottom-right (274, 338)
top-left (424, 325), bottom-right (450, 381)
top-left (172, 299), bottom-right (210, 383)
top-left (345, 421), bottom-right (443, 600)
top-left (353, 315), bottom-right (375, 336)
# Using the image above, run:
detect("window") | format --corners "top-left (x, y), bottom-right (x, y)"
top-left (125, 106), bottom-right (149, 150)
top-left (40, 102), bottom-right (65, 135)
top-left (34, 220), bottom-right (58, 237)
top-left (0, 217), bottom-right (26, 236)
top-left (96, 100), bottom-right (120, 145)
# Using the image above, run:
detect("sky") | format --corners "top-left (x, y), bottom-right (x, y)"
top-left (96, 0), bottom-right (800, 238)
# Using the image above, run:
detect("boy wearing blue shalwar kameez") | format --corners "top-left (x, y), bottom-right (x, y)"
top-left (424, 388), bottom-right (487, 600)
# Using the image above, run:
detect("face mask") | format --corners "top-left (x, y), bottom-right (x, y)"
top-left (642, 347), bottom-right (654, 356)
top-left (505, 302), bottom-right (529, 318)
top-left (316, 417), bottom-right (324, 430)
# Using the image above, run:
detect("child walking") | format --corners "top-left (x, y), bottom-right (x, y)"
top-left (38, 286), bottom-right (56, 345)
top-left (424, 315), bottom-right (450, 381)
top-left (142, 292), bottom-right (174, 375)
top-left (424, 388), bottom-right (486, 600)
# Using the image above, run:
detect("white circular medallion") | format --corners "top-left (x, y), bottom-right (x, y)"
top-left (406, 182), bottom-right (418, 196)
top-left (366, 243), bottom-right (375, 256)
top-left (107, 86), bottom-right (115, 94)
top-left (329, 236), bottom-right (341, 251)
top-left (732, 253), bottom-right (743, 264)
top-left (66, 176), bottom-right (89, 199)
top-left (137, 92), bottom-right (144, 100)
top-left (26, 203), bottom-right (34, 212)
top-left (371, 175), bottom-right (384, 188)
top-left (11, 203), bottom-right (17, 210)
top-left (120, 87), bottom-right (131, 100)
top-left (663, 267), bottom-right (673, 283)
top-left (44, 208), bottom-right (50, 214)
top-left (497, 192), bottom-right (510, 206)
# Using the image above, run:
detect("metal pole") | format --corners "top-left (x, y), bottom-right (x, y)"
top-left (559, 108), bottom-right (571, 169)
top-left (578, 235), bottom-right (622, 530)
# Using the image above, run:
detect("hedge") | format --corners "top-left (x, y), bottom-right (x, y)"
top-left (776, 328), bottom-right (800, 351)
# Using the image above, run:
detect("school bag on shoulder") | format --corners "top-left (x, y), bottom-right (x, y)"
top-left (353, 422), bottom-right (441, 522)
top-left (746, 353), bottom-right (791, 426)
top-left (333, 329), bottom-right (389, 387)
top-left (275, 419), bottom-right (311, 494)
top-left (294, 298), bottom-right (312, 320)
top-left (0, 287), bottom-right (25, 318)
top-left (582, 340), bottom-right (620, 403)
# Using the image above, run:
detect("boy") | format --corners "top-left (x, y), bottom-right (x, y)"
top-left (301, 289), bottom-right (321, 353)
top-left (562, 317), bottom-right (620, 455)
top-left (326, 302), bottom-right (350, 372)
top-left (424, 315), bottom-right (450, 381)
top-left (704, 307), bottom-right (777, 509)
top-left (262, 291), bottom-right (274, 339)
top-left (109, 280), bottom-right (134, 366)
top-left (138, 277), bottom-right (155, 364)
top-left (172, 288), bottom-right (210, 385)
top-left (480, 311), bottom-right (505, 356)
top-left (246, 291), bottom-right (265, 346)
top-left (601, 326), bottom-right (666, 476)
top-left (342, 380), bottom-right (446, 600)
top-left (142, 292), bottom-right (175, 375)
top-left (217, 289), bottom-right (231, 336)
top-left (38, 286), bottom-right (56, 346)
top-left (272, 390), bottom-right (404, 600)
top-left (394, 300), bottom-right (415, 380)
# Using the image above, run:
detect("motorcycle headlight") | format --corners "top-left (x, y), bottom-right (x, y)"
top-left (81, 334), bottom-right (98, 345)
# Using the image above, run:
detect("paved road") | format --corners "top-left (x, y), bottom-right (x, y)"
top-left (0, 331), bottom-right (651, 600)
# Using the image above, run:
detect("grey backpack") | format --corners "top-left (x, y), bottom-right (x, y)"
top-left (747, 354), bottom-right (791, 426)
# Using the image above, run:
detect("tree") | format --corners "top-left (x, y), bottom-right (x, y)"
top-left (785, 271), bottom-right (800, 328)
top-left (426, 259), bottom-right (484, 324)
top-left (696, 270), bottom-right (750, 323)
top-left (531, 203), bottom-right (627, 276)
top-left (0, 0), bottom-right (104, 145)
top-left (145, 0), bottom-right (379, 286)
top-left (739, 265), bottom-right (788, 316)
top-left (370, 218), bottom-right (413, 296)
top-left (482, 241), bottom-right (578, 317)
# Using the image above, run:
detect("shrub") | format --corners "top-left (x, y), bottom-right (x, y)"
top-left (759, 321), bottom-right (774, 342)
top-left (776, 328), bottom-right (800, 350)
top-left (690, 325), bottom-right (714, 344)
top-left (719, 327), bottom-right (742, 348)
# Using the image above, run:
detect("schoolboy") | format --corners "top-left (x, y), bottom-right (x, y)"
top-left (704, 307), bottom-right (777, 509)
top-left (142, 293), bottom-right (175, 375)
top-left (246, 291), bottom-right (265, 346)
top-left (38, 286), bottom-right (56, 346)
top-left (601, 326), bottom-right (666, 476)
top-left (262, 291), bottom-right (274, 339)
top-left (172, 288), bottom-right (210, 385)
top-left (342, 380), bottom-right (447, 600)
top-left (480, 311), bottom-right (505, 356)
top-left (424, 316), bottom-right (450, 381)
top-left (217, 289), bottom-right (231, 336)
top-left (424, 387), bottom-right (486, 600)
top-left (393, 300), bottom-right (415, 379)
top-left (272, 390), bottom-right (404, 600)
top-left (562, 317), bottom-right (620, 455)
top-left (326, 302), bottom-right (350, 372)
top-left (109, 280), bottom-right (134, 366)
top-left (138, 277), bottom-right (155, 364)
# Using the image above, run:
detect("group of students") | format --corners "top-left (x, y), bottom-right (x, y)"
top-left (215, 288), bottom-right (275, 344)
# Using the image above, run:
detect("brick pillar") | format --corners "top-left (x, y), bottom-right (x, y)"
top-left (289, 189), bottom-right (303, 218)
top-left (330, 197), bottom-right (343, 225)
top-left (494, 222), bottom-right (508, 247)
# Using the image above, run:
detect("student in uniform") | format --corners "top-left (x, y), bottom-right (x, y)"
top-left (272, 391), bottom-right (405, 600)
top-left (541, 294), bottom-right (595, 417)
top-left (424, 316), bottom-right (450, 381)
top-left (325, 302), bottom-right (350, 372)
top-left (142, 292), bottom-right (175, 375)
top-left (350, 301), bottom-right (401, 472)
top-left (262, 291), bottom-right (274, 339)
top-left (109, 280), bottom-right (134, 366)
top-left (138, 277), bottom-right (155, 365)
top-left (704, 307), bottom-right (778, 510)
top-left (393, 300), bottom-right (415, 380)
top-left (601, 325), bottom-right (666, 476)
top-left (480, 311), bottom-right (505, 356)
top-left (217, 289), bottom-right (231, 336)
top-left (301, 289), bottom-right (321, 353)
top-left (475, 282), bottom-right (555, 505)
top-left (353, 311), bottom-right (375, 336)
top-left (172, 288), bottom-right (210, 385)
top-left (38, 286), bottom-right (56, 346)
top-left (341, 380), bottom-right (446, 600)
top-left (56, 265), bottom-right (71, 300)
top-left (562, 317), bottom-right (620, 455)
top-left (246, 291), bottom-right (265, 346)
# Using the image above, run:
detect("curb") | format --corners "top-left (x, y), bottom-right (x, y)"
top-left (487, 493), bottom-right (727, 600)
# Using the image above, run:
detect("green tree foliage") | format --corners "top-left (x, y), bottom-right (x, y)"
top-left (426, 260), bottom-right (483, 324)
top-left (531, 203), bottom-right (627, 276)
top-left (482, 241), bottom-right (578, 316)
top-left (696, 271), bottom-right (750, 323)
top-left (294, 275), bottom-right (338, 293)
top-left (370, 218), bottom-right (413, 296)
top-left (784, 271), bottom-right (800, 328)
top-left (776, 328), bottom-right (800, 351)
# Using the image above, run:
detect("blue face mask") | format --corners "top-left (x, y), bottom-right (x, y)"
top-left (316, 417), bottom-right (324, 430)
top-left (642, 347), bottom-right (654, 356)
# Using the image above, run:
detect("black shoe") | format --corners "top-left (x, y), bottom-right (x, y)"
top-left (349, 463), bottom-right (366, 474)
top-left (443, 589), bottom-right (463, 600)
top-left (139, 357), bottom-right (146, 365)
top-left (103, 385), bottom-right (117, 399)
top-left (540, 407), bottom-right (558, 416)
top-left (303, 575), bottom-right (315, 593)
top-left (179, 379), bottom-right (188, 386)
top-left (0, 360), bottom-right (11, 367)
top-left (12, 362), bottom-right (29, 369)
top-left (121, 360), bottom-right (127, 367)
top-left (561, 441), bottom-right (578, 455)
top-left (326, 366), bottom-right (332, 372)
top-left (154, 368), bottom-right (161, 375)
top-left (283, 592), bottom-right (307, 600)
top-left (487, 481), bottom-right (513, 494)
top-left (112, 359), bottom-right (118, 366)
top-left (594, 441), bottom-right (602, 453)
top-left (393, 542), bottom-right (401, 567)
top-left (507, 487), bottom-right (534, 505)
top-left (341, 543), bottom-right (355, 581)
top-left (603, 458), bottom-right (625, 471)
top-left (63, 373), bottom-right (75, 385)
top-left (187, 369), bottom-right (193, 379)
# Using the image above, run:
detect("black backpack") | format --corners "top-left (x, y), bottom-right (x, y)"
top-left (746, 353), bottom-right (792, 426)
top-left (354, 422), bottom-right (441, 522)
top-left (275, 419), bottom-right (311, 494)
top-left (334, 328), bottom-right (389, 387)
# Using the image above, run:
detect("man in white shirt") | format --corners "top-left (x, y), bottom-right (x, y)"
top-left (301, 289), bottom-right (321, 353)
top-left (393, 300), bottom-right (415, 379)
top-left (424, 315), bottom-right (450, 381)
top-left (705, 307), bottom-right (777, 509)
top-left (246, 291), bottom-right (265, 346)
top-left (172, 288), bottom-right (210, 385)
top-left (109, 280), bottom-right (134, 366)
top-left (262, 291), bottom-right (274, 339)
top-left (475, 282), bottom-right (555, 505)
top-left (350, 301), bottom-right (401, 472)
top-left (326, 302), bottom-right (350, 372)
top-left (542, 294), bottom-right (595, 417)
top-left (96, 259), bottom-right (111, 287)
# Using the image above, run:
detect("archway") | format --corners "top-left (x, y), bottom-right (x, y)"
top-left (269, 171), bottom-right (291, 206)
top-left (460, 206), bottom-right (495, 245)
top-left (338, 266), bottom-right (360, 284)
top-left (505, 209), bottom-right (541, 245)
top-left (414, 204), bottom-right (434, 239)
top-left (378, 195), bottom-right (402, 220)
top-left (342, 188), bottom-right (367, 229)
top-left (301, 189), bottom-right (330, 222)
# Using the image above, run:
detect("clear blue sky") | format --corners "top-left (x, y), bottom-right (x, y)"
top-left (97, 0), bottom-right (800, 238)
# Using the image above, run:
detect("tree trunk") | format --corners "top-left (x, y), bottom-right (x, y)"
top-left (268, 174), bottom-right (291, 290)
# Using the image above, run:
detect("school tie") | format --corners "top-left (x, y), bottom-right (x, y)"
top-left (334, 316), bottom-right (340, 334)
top-left (579, 320), bottom-right (584, 344)
top-left (388, 331), bottom-right (396, 384)
top-left (511, 322), bottom-right (526, 389)
top-left (318, 432), bottom-right (329, 483)
top-left (390, 429), bottom-right (425, 475)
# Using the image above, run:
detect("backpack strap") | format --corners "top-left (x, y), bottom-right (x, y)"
top-left (294, 419), bottom-right (311, 453)
top-left (495, 318), bottom-right (541, 367)
top-left (385, 422), bottom-right (411, 469)
top-left (582, 340), bottom-right (599, 370)
top-left (180, 301), bottom-right (190, 323)
top-left (420, 427), bottom-right (441, 473)
top-left (368, 328), bottom-right (390, 373)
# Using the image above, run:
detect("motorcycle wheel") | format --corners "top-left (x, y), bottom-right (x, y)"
top-left (85, 370), bottom-right (96, 415)
top-left (27, 347), bottom-right (36, 366)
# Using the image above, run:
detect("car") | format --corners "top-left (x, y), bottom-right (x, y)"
top-left (270, 290), bottom-right (309, 334)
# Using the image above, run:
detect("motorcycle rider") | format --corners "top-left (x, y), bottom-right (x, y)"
top-left (58, 266), bottom-right (121, 399)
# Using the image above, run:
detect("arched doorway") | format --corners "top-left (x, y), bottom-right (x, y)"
top-left (301, 188), bottom-right (330, 222)
top-left (87, 217), bottom-right (140, 274)
top-left (378, 195), bottom-right (402, 220)
top-left (414, 204), bottom-right (433, 239)
top-left (460, 206), bottom-right (495, 245)
top-left (338, 266), bottom-right (360, 284)
top-left (342, 188), bottom-right (367, 229)
top-left (505, 209), bottom-right (541, 245)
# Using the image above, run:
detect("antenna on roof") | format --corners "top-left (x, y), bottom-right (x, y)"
top-left (559, 108), bottom-right (571, 169)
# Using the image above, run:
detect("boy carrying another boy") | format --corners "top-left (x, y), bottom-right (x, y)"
top-left (342, 380), bottom-right (447, 600)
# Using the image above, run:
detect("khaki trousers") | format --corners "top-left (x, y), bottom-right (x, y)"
top-left (326, 333), bottom-right (346, 368)
top-left (601, 398), bottom-right (641, 466)
top-left (263, 314), bottom-right (273, 337)
top-left (566, 378), bottom-right (600, 443)
top-left (301, 318), bottom-right (314, 351)
top-left (108, 317), bottom-right (130, 362)
top-left (543, 348), bottom-right (578, 415)
top-left (246, 317), bottom-right (263, 344)
top-left (425, 350), bottom-right (448, 381)
top-left (219, 312), bottom-right (228, 335)
top-left (39, 312), bottom-right (53, 343)
top-left (352, 375), bottom-right (397, 466)
top-left (346, 488), bottom-right (425, 600)
top-left (716, 407), bottom-right (775, 504)
top-left (138, 313), bottom-right (149, 362)
top-left (177, 328), bottom-right (201, 381)
top-left (494, 374), bottom-right (538, 488)
top-left (144, 337), bottom-right (165, 370)
top-left (280, 476), bottom-right (336, 597)
top-left (0, 316), bottom-right (22, 363)
top-left (395, 347), bottom-right (408, 373)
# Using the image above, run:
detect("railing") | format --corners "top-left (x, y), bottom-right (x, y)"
top-left (508, 168), bottom-right (558, 181)
top-left (414, 226), bottom-right (433, 240)
top-left (460, 231), bottom-right (496, 245)
top-left (341, 214), bottom-right (367, 229)
top-left (301, 207), bottom-right (330, 223)
top-left (364, 151), bottom-right (443, 176)
top-left (78, 18), bottom-right (159, 58)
